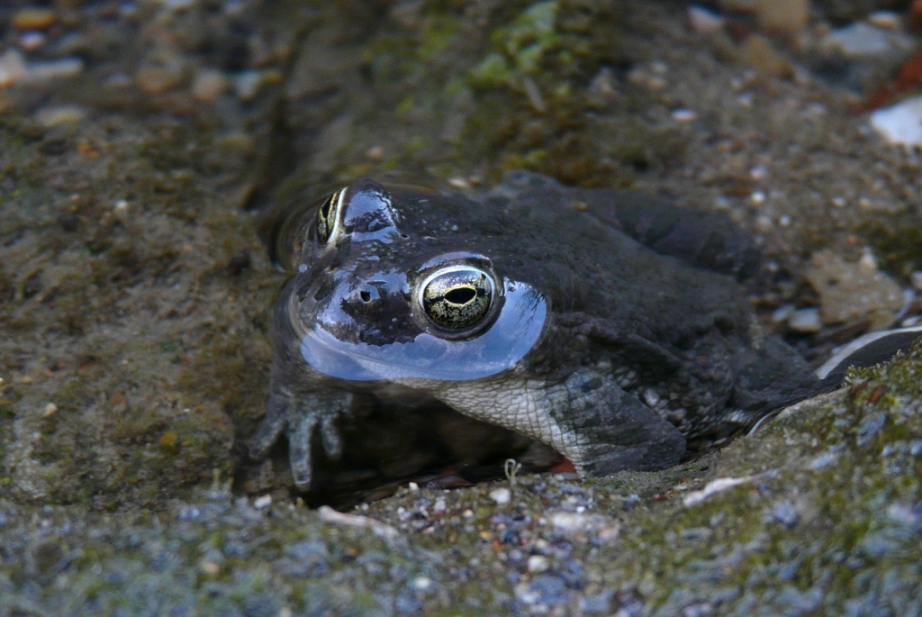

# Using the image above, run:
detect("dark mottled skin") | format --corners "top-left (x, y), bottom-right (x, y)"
top-left (250, 171), bottom-right (821, 501)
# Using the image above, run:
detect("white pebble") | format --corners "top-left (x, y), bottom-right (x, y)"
top-left (253, 494), bottom-right (272, 509)
top-left (788, 308), bottom-right (822, 334)
top-left (671, 108), bottom-right (698, 123)
top-left (527, 555), bottom-right (550, 573)
top-left (489, 487), bottom-right (511, 505)
top-left (870, 96), bottom-right (922, 149)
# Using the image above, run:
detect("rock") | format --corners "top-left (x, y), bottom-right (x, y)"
top-left (805, 250), bottom-right (904, 328)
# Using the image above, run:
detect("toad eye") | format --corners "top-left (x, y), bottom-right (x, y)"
top-left (315, 188), bottom-right (344, 245)
top-left (419, 266), bottom-right (495, 330)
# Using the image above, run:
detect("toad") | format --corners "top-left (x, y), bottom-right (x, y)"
top-left (249, 171), bottom-right (833, 493)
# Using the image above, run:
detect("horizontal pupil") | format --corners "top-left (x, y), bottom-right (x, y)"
top-left (445, 286), bottom-right (476, 305)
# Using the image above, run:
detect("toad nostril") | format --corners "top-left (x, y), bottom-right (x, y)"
top-left (359, 290), bottom-right (372, 303)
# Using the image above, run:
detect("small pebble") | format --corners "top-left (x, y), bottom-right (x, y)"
top-left (754, 214), bottom-right (773, 232)
top-left (26, 58), bottom-right (85, 82)
top-left (42, 403), bottom-right (58, 418)
top-left (234, 70), bottom-right (265, 101)
top-left (35, 105), bottom-right (88, 127)
top-left (771, 304), bottom-right (795, 324)
top-left (19, 32), bottom-right (47, 52)
top-left (809, 451), bottom-right (838, 470)
top-left (365, 145), bottom-right (385, 161)
top-left (740, 35), bottom-right (793, 77)
top-left (756, 0), bottom-right (809, 35)
top-left (12, 8), bottom-right (57, 31)
top-left (114, 200), bottom-right (130, 225)
top-left (688, 5), bottom-right (725, 35)
top-left (191, 68), bottom-right (227, 102)
top-left (857, 251), bottom-right (878, 277)
top-left (199, 560), bottom-right (221, 575)
top-left (527, 555), bottom-right (550, 573)
top-left (0, 50), bottom-right (28, 87)
top-left (671, 108), bottom-right (698, 122)
top-left (490, 487), bottom-right (511, 505)
top-left (788, 308), bottom-right (822, 333)
top-left (867, 11), bottom-right (902, 30)
top-left (136, 66), bottom-right (184, 95)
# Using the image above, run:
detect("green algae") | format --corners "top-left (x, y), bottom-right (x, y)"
top-left (469, 1), bottom-right (560, 87)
